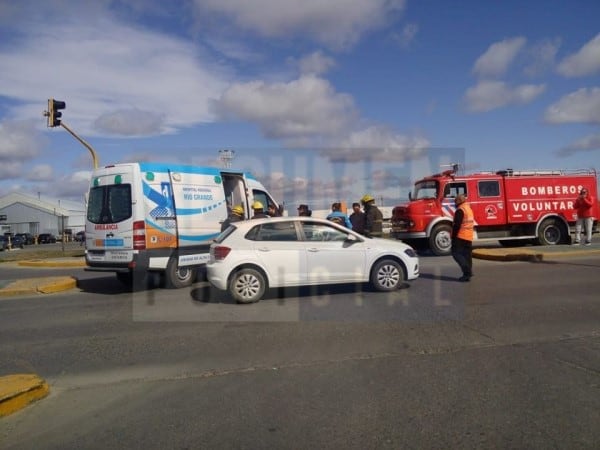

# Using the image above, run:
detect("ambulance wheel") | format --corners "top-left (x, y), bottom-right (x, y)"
top-left (429, 224), bottom-right (452, 256)
top-left (537, 218), bottom-right (566, 246)
top-left (165, 257), bottom-right (195, 289)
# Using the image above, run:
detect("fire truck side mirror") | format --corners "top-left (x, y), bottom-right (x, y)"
top-left (408, 192), bottom-right (412, 201)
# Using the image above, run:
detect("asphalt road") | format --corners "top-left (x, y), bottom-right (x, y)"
top-left (1, 254), bottom-right (599, 448)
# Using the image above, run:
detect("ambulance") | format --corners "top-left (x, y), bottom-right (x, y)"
top-left (391, 166), bottom-right (598, 255)
top-left (84, 162), bottom-right (281, 288)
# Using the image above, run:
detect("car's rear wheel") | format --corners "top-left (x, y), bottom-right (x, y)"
top-left (229, 268), bottom-right (266, 303)
top-left (370, 259), bottom-right (404, 291)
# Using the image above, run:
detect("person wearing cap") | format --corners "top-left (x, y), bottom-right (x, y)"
top-left (573, 187), bottom-right (594, 245)
top-left (451, 193), bottom-right (474, 282)
top-left (297, 204), bottom-right (312, 217)
top-left (360, 194), bottom-right (383, 237)
top-left (221, 204), bottom-right (245, 231)
top-left (349, 202), bottom-right (365, 234)
top-left (251, 201), bottom-right (269, 219)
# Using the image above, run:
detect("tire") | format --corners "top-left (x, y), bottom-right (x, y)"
top-left (370, 259), bottom-right (404, 292)
top-left (165, 257), bottom-right (195, 289)
top-left (429, 224), bottom-right (452, 256)
top-left (229, 268), bottom-right (266, 303)
top-left (537, 218), bottom-right (566, 246)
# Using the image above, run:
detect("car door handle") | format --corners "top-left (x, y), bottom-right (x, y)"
top-left (307, 248), bottom-right (320, 252)
top-left (257, 247), bottom-right (270, 252)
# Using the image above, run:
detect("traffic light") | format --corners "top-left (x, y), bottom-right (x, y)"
top-left (47, 98), bottom-right (66, 127)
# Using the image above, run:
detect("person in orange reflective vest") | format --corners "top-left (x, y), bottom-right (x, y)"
top-left (451, 194), bottom-right (474, 282)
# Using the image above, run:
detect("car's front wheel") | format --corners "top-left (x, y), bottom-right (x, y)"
top-left (370, 259), bottom-right (404, 291)
top-left (229, 267), bottom-right (266, 303)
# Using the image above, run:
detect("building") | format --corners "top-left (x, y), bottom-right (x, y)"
top-left (0, 192), bottom-right (86, 239)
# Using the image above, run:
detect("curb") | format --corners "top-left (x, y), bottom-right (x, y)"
top-left (0, 276), bottom-right (77, 297)
top-left (473, 247), bottom-right (600, 262)
top-left (0, 374), bottom-right (49, 417)
top-left (17, 259), bottom-right (86, 268)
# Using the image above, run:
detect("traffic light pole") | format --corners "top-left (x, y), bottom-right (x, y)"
top-left (59, 122), bottom-right (99, 169)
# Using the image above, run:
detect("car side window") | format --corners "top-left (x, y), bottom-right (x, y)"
top-left (251, 222), bottom-right (299, 241)
top-left (301, 222), bottom-right (348, 242)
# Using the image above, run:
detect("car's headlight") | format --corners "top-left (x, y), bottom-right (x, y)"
top-left (404, 248), bottom-right (417, 258)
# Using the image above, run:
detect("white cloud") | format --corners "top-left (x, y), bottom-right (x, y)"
top-left (392, 23), bottom-right (419, 49)
top-left (296, 51), bottom-right (336, 75)
top-left (0, 120), bottom-right (46, 161)
top-left (191, 0), bottom-right (406, 49)
top-left (464, 80), bottom-right (546, 112)
top-left (557, 33), bottom-right (600, 77)
top-left (214, 75), bottom-right (358, 143)
top-left (524, 38), bottom-right (561, 77)
top-left (473, 37), bottom-right (527, 78)
top-left (0, 12), bottom-right (228, 138)
top-left (324, 125), bottom-right (430, 163)
top-left (544, 87), bottom-right (600, 124)
top-left (26, 165), bottom-right (54, 182)
top-left (556, 133), bottom-right (600, 157)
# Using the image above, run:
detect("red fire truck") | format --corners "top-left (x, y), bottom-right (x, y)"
top-left (391, 166), bottom-right (598, 255)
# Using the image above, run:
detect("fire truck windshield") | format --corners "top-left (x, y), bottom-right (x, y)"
top-left (412, 181), bottom-right (439, 200)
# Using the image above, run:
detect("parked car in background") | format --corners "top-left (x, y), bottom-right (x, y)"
top-left (207, 216), bottom-right (420, 303)
top-left (1, 233), bottom-right (24, 249)
top-left (37, 233), bottom-right (57, 244)
top-left (75, 231), bottom-right (85, 242)
top-left (0, 235), bottom-right (9, 251)
top-left (15, 233), bottom-right (35, 245)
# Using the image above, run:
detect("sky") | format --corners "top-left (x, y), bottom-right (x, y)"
top-left (0, 0), bottom-right (599, 210)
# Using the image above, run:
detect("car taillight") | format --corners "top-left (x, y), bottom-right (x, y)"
top-left (133, 220), bottom-right (146, 250)
top-left (213, 245), bottom-right (231, 260)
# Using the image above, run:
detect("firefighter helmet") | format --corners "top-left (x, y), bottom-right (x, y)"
top-left (232, 205), bottom-right (244, 215)
top-left (252, 201), bottom-right (264, 210)
top-left (360, 194), bottom-right (374, 204)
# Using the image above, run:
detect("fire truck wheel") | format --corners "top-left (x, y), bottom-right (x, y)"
top-left (429, 224), bottom-right (452, 256)
top-left (537, 218), bottom-right (566, 246)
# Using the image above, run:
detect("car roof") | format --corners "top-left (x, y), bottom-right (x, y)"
top-left (232, 216), bottom-right (348, 230)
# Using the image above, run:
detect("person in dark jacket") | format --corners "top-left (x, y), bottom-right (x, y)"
top-left (221, 204), bottom-right (244, 231)
top-left (349, 202), bottom-right (365, 234)
top-left (251, 201), bottom-right (269, 219)
top-left (360, 194), bottom-right (383, 237)
top-left (297, 204), bottom-right (312, 217)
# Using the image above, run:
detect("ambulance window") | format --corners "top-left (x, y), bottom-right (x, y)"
top-left (478, 181), bottom-right (500, 197)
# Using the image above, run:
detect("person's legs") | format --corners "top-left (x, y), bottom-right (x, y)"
top-left (584, 217), bottom-right (593, 244)
top-left (452, 239), bottom-right (471, 280)
top-left (574, 218), bottom-right (583, 244)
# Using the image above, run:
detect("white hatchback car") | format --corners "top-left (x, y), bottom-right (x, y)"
top-left (207, 217), bottom-right (419, 303)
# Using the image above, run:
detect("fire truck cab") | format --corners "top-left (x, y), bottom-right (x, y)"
top-left (391, 167), bottom-right (598, 255)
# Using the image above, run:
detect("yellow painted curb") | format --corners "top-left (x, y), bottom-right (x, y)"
top-left (38, 277), bottom-right (77, 294)
top-left (0, 374), bottom-right (49, 417)
top-left (0, 277), bottom-right (77, 297)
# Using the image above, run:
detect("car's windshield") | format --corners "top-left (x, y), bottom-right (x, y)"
top-left (412, 180), bottom-right (439, 200)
